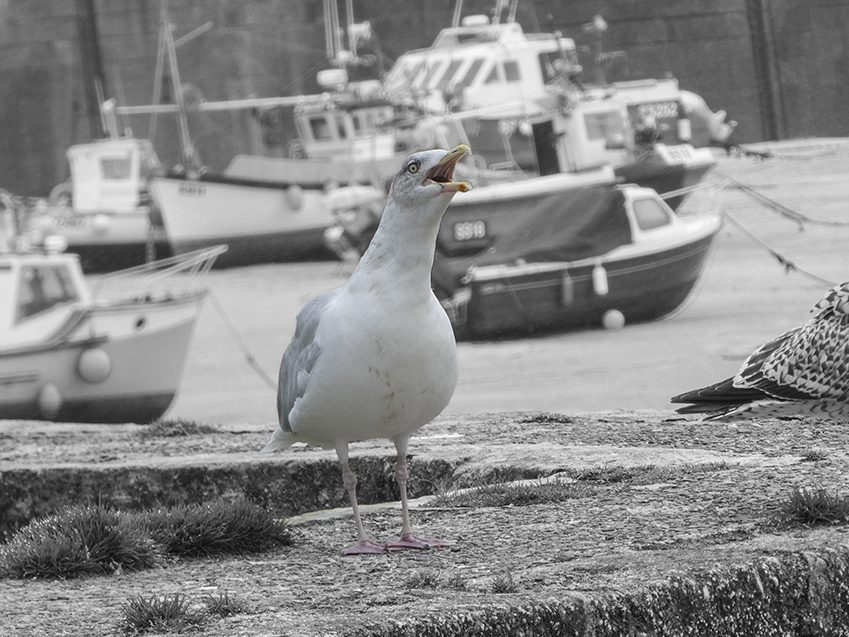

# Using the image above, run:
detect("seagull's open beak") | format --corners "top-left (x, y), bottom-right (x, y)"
top-left (425, 144), bottom-right (472, 193)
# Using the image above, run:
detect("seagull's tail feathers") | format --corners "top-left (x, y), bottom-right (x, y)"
top-left (670, 377), bottom-right (769, 419)
top-left (261, 427), bottom-right (298, 453)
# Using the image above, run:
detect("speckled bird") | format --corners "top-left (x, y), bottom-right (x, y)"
top-left (671, 281), bottom-right (849, 420)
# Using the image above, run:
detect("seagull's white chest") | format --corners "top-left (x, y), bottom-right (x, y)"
top-left (288, 286), bottom-right (458, 444)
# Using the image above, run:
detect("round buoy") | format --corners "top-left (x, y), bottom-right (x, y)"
top-left (92, 214), bottom-right (111, 235)
top-left (77, 347), bottom-right (112, 383)
top-left (37, 383), bottom-right (63, 419)
top-left (286, 185), bottom-right (304, 211)
top-left (602, 309), bottom-right (626, 330)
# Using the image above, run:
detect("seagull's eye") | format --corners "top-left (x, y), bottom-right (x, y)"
top-left (407, 161), bottom-right (420, 174)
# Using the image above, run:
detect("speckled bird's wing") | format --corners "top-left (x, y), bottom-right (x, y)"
top-left (276, 290), bottom-right (338, 432)
top-left (734, 281), bottom-right (849, 401)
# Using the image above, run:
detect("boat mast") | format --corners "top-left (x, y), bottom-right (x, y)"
top-left (159, 0), bottom-right (201, 170)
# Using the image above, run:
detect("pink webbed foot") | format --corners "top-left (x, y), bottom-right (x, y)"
top-left (386, 533), bottom-right (452, 551)
top-left (341, 538), bottom-right (387, 556)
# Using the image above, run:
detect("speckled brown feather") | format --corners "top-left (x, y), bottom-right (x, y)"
top-left (672, 281), bottom-right (849, 420)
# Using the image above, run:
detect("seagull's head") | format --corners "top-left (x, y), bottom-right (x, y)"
top-left (388, 145), bottom-right (471, 211)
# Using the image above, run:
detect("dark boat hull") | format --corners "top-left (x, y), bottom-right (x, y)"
top-left (459, 230), bottom-right (717, 339)
top-left (71, 240), bottom-right (172, 273)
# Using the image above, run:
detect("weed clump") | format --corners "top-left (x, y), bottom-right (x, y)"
top-left (145, 498), bottom-right (293, 557)
top-left (0, 504), bottom-right (157, 579)
top-left (780, 487), bottom-right (849, 526)
top-left (203, 590), bottom-right (253, 617)
top-left (0, 498), bottom-right (291, 580)
top-left (404, 569), bottom-right (441, 590)
top-left (140, 419), bottom-right (219, 438)
top-left (431, 479), bottom-right (591, 508)
top-left (120, 593), bottom-right (205, 634)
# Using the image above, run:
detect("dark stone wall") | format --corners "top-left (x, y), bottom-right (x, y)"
top-left (0, 0), bottom-right (845, 196)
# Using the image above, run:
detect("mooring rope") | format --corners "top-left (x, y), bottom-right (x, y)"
top-left (716, 170), bottom-right (849, 229)
top-left (207, 290), bottom-right (278, 390)
top-left (720, 211), bottom-right (838, 288)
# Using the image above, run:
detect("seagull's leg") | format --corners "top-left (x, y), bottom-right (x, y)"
top-left (386, 435), bottom-right (451, 550)
top-left (335, 441), bottom-right (385, 555)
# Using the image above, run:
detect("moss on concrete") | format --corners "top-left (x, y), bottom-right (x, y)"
top-left (349, 550), bottom-right (849, 636)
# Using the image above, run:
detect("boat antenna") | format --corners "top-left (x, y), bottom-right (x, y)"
top-left (507, 0), bottom-right (519, 23)
top-left (451, 0), bottom-right (464, 27)
top-left (324, 0), bottom-right (343, 64)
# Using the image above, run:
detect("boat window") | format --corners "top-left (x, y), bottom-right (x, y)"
top-left (16, 265), bottom-right (79, 321)
top-left (334, 114), bottom-right (349, 140)
top-left (308, 116), bottom-right (332, 141)
top-left (100, 154), bottom-right (133, 180)
top-left (456, 58), bottom-right (485, 89)
top-left (503, 60), bottom-right (521, 82)
top-left (584, 110), bottom-right (626, 143)
top-left (420, 61), bottom-right (446, 89)
top-left (435, 59), bottom-right (464, 92)
top-left (483, 63), bottom-right (501, 84)
top-left (632, 198), bottom-right (672, 231)
top-left (404, 61), bottom-right (427, 88)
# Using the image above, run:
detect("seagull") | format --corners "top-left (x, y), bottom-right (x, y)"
top-left (671, 281), bottom-right (849, 421)
top-left (262, 145), bottom-right (471, 555)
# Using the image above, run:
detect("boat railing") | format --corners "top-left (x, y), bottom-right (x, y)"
top-left (90, 244), bottom-right (228, 305)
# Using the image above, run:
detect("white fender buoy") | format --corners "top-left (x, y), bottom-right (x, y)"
top-left (286, 185), bottom-right (304, 211)
top-left (77, 347), bottom-right (111, 383)
top-left (92, 214), bottom-right (111, 235)
top-left (602, 309), bottom-right (626, 330)
top-left (560, 270), bottom-right (574, 305)
top-left (592, 262), bottom-right (609, 296)
top-left (38, 383), bottom-right (63, 419)
top-left (677, 117), bottom-right (693, 143)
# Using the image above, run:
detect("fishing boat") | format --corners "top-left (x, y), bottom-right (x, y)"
top-left (438, 184), bottom-right (721, 339)
top-left (25, 136), bottom-right (169, 272)
top-left (384, 7), bottom-right (722, 207)
top-left (385, 5), bottom-right (735, 147)
top-left (104, 1), bottom-right (424, 268)
top-left (0, 193), bottom-right (224, 423)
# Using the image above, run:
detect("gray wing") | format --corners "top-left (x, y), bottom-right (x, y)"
top-left (277, 290), bottom-right (338, 431)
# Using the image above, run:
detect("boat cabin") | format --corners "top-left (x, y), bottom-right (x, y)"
top-left (385, 16), bottom-right (581, 112)
top-left (292, 74), bottom-right (399, 163)
top-left (0, 247), bottom-right (88, 350)
top-left (618, 185), bottom-right (679, 240)
top-left (59, 138), bottom-right (163, 214)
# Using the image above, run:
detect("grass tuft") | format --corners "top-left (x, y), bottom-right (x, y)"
top-left (404, 569), bottom-right (441, 589)
top-left (800, 448), bottom-right (829, 462)
top-left (517, 412), bottom-right (574, 424)
top-left (140, 419), bottom-right (219, 438)
top-left (444, 572), bottom-right (467, 591)
top-left (0, 498), bottom-right (291, 580)
top-left (120, 593), bottom-right (205, 634)
top-left (203, 590), bottom-right (252, 617)
top-left (431, 478), bottom-right (590, 508)
top-left (145, 497), bottom-right (293, 557)
top-left (780, 487), bottom-right (849, 526)
top-left (0, 504), bottom-right (158, 579)
top-left (491, 571), bottom-right (518, 593)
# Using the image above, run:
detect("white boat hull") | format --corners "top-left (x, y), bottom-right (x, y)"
top-left (28, 209), bottom-right (169, 271)
top-left (0, 296), bottom-right (203, 423)
top-left (151, 175), bottom-right (336, 267)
